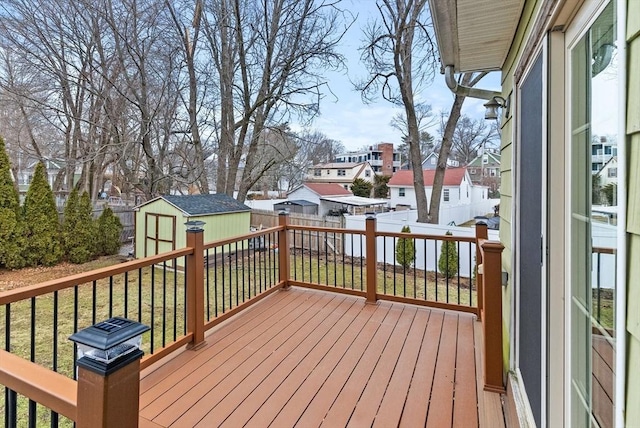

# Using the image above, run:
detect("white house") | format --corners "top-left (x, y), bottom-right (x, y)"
top-left (387, 168), bottom-right (491, 225)
top-left (287, 182), bottom-right (387, 216)
top-left (306, 162), bottom-right (375, 189)
top-left (596, 156), bottom-right (618, 187)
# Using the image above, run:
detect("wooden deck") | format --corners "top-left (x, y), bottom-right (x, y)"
top-left (139, 287), bottom-right (505, 427)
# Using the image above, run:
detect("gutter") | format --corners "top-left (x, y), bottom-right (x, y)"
top-left (444, 65), bottom-right (502, 100)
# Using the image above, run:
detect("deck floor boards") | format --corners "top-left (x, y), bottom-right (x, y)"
top-left (139, 287), bottom-right (502, 427)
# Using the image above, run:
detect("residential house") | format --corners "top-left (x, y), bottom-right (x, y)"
top-left (592, 135), bottom-right (618, 173)
top-left (467, 150), bottom-right (501, 195)
top-left (306, 162), bottom-right (375, 190)
top-left (133, 194), bottom-right (251, 265)
top-left (597, 156), bottom-right (618, 188)
top-left (429, 0), bottom-right (634, 426)
top-left (387, 168), bottom-right (490, 225)
top-left (420, 152), bottom-right (460, 170)
top-left (334, 142), bottom-right (401, 176)
top-left (287, 182), bottom-right (387, 216)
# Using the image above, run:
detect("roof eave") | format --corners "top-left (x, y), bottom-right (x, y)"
top-left (428, 0), bottom-right (525, 73)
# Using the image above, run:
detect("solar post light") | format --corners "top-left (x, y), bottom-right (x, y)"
top-left (185, 219), bottom-right (206, 232)
top-left (70, 317), bottom-right (149, 372)
top-left (70, 317), bottom-right (150, 427)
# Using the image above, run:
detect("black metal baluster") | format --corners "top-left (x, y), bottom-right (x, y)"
top-left (206, 249), bottom-right (210, 320)
top-left (51, 290), bottom-right (59, 427)
top-left (138, 268), bottom-right (143, 324)
top-left (446, 239), bottom-right (450, 303)
top-left (221, 246), bottom-right (226, 313)
top-left (28, 298), bottom-right (37, 427)
top-left (393, 237), bottom-right (397, 296)
top-left (469, 243), bottom-right (473, 306)
top-left (457, 241), bottom-right (461, 304)
top-left (424, 239), bottom-right (428, 300)
top-left (6, 303), bottom-right (17, 427)
top-left (413, 238), bottom-right (417, 298)
top-left (183, 257), bottom-right (188, 335)
top-left (109, 276), bottom-right (114, 318)
top-left (235, 242), bottom-right (239, 306)
top-left (151, 266), bottom-right (155, 353)
top-left (92, 280), bottom-right (97, 325)
top-left (124, 271), bottom-right (129, 318)
top-left (162, 261), bottom-right (167, 348)
top-left (292, 230), bottom-right (297, 281)
top-left (73, 286), bottom-right (79, 380)
top-left (214, 248), bottom-right (219, 317)
top-left (434, 240), bottom-right (439, 302)
top-left (174, 257), bottom-right (178, 341)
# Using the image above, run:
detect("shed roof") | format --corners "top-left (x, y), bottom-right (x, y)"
top-left (388, 168), bottom-right (468, 187)
top-left (275, 200), bottom-right (318, 207)
top-left (142, 194), bottom-right (251, 216)
top-left (320, 196), bottom-right (389, 207)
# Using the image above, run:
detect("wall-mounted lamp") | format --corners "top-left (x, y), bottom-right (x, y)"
top-left (484, 96), bottom-right (510, 121)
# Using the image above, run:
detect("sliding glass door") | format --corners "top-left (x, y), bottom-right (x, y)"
top-left (569, 2), bottom-right (617, 426)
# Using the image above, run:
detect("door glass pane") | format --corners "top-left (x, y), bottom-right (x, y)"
top-left (570, 2), bottom-right (617, 427)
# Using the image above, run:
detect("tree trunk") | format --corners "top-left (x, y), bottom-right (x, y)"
top-left (429, 94), bottom-right (465, 224)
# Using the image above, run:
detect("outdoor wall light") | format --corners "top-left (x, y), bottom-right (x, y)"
top-left (184, 219), bottom-right (206, 231)
top-left (70, 317), bottom-right (149, 373)
top-left (484, 95), bottom-right (510, 120)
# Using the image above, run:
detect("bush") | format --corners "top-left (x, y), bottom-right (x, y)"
top-left (373, 175), bottom-right (390, 198)
top-left (438, 231), bottom-right (459, 278)
top-left (350, 178), bottom-right (373, 197)
top-left (63, 190), bottom-right (96, 263)
top-left (395, 225), bottom-right (415, 268)
top-left (96, 207), bottom-right (122, 256)
top-left (0, 136), bottom-right (25, 268)
top-left (22, 162), bottom-right (63, 266)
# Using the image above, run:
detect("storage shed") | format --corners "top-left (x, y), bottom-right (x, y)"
top-left (273, 199), bottom-right (318, 215)
top-left (134, 194), bottom-right (251, 262)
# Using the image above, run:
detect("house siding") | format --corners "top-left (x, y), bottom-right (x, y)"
top-left (625, 0), bottom-right (640, 422)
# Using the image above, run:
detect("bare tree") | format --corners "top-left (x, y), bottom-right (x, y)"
top-left (202, 0), bottom-right (349, 202)
top-left (444, 114), bottom-right (498, 165)
top-left (358, 0), bottom-right (437, 222)
top-left (165, 0), bottom-right (211, 194)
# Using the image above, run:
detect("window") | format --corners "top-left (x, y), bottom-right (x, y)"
top-left (469, 168), bottom-right (476, 174)
top-left (443, 189), bottom-right (449, 202)
top-left (483, 154), bottom-right (489, 164)
top-left (430, 157), bottom-right (436, 165)
top-left (326, 170), bottom-right (331, 175)
top-left (365, 170), bottom-right (371, 177)
top-left (337, 169), bottom-right (346, 176)
top-left (608, 167), bottom-right (617, 178)
top-left (313, 169), bottom-right (321, 177)
top-left (490, 169), bottom-right (497, 177)
top-left (399, 188), bottom-right (405, 197)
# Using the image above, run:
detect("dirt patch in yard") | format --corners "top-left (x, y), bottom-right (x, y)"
top-left (0, 255), bottom-right (125, 292)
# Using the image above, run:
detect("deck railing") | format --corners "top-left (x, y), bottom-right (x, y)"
top-left (0, 213), bottom-right (505, 427)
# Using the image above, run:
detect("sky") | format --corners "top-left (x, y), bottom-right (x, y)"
top-left (297, 0), bottom-right (501, 152)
